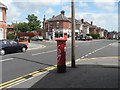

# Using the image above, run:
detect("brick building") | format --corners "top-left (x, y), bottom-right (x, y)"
top-left (7, 24), bottom-right (14, 33)
top-left (43, 10), bottom-right (71, 39)
top-left (0, 2), bottom-right (7, 40)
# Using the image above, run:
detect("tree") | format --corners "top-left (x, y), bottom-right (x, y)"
top-left (26, 14), bottom-right (41, 31)
top-left (16, 22), bottom-right (30, 32)
top-left (13, 22), bottom-right (30, 33)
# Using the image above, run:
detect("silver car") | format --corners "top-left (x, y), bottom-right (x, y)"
top-left (31, 36), bottom-right (43, 41)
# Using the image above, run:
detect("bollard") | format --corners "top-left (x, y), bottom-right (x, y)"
top-left (55, 38), bottom-right (67, 73)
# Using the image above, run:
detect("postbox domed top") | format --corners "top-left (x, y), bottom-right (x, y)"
top-left (55, 38), bottom-right (67, 41)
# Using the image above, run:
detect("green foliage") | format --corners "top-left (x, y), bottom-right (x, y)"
top-left (14, 22), bottom-right (30, 32)
top-left (26, 14), bottom-right (41, 31)
top-left (86, 34), bottom-right (100, 39)
top-left (13, 14), bottom-right (41, 32)
top-left (7, 33), bottom-right (15, 40)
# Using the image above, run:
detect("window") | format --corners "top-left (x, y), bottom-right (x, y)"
top-left (56, 22), bottom-right (59, 29)
top-left (50, 23), bottom-right (52, 28)
top-left (45, 24), bottom-right (48, 31)
top-left (0, 8), bottom-right (2, 21)
top-left (0, 28), bottom-right (3, 40)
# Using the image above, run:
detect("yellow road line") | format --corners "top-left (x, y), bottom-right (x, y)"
top-left (0, 66), bottom-right (56, 88)
top-left (79, 56), bottom-right (120, 60)
top-left (41, 45), bottom-right (46, 48)
top-left (0, 77), bottom-right (23, 87)
top-left (32, 71), bottom-right (47, 77)
top-left (28, 71), bottom-right (40, 76)
top-left (0, 56), bottom-right (119, 89)
top-left (1, 78), bottom-right (26, 89)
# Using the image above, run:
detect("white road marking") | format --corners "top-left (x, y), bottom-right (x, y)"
top-left (0, 58), bottom-right (14, 62)
top-left (91, 51), bottom-right (95, 54)
top-left (31, 46), bottom-right (75, 56)
top-left (80, 42), bottom-right (116, 59)
top-left (81, 56), bottom-right (85, 58)
top-left (85, 54), bottom-right (89, 57)
top-left (88, 53), bottom-right (92, 55)
top-left (32, 49), bottom-right (57, 56)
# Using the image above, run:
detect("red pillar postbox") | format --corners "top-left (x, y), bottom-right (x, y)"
top-left (55, 38), bottom-right (67, 73)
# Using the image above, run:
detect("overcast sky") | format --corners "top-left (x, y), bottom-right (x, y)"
top-left (1, 0), bottom-right (119, 31)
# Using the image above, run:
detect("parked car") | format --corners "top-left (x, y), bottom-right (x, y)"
top-left (31, 36), bottom-right (43, 41)
top-left (0, 40), bottom-right (28, 55)
top-left (86, 36), bottom-right (93, 40)
top-left (81, 36), bottom-right (86, 41)
top-left (75, 35), bottom-right (83, 40)
top-left (19, 36), bottom-right (30, 43)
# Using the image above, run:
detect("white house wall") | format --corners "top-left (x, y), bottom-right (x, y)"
top-left (87, 26), bottom-right (89, 34)
top-left (80, 24), bottom-right (89, 35)
top-left (0, 8), bottom-right (2, 21)
top-left (100, 31), bottom-right (104, 37)
top-left (52, 29), bottom-right (80, 39)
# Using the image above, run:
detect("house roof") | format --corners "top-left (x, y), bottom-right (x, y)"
top-left (68, 18), bottom-right (81, 24)
top-left (89, 25), bottom-right (96, 29)
top-left (0, 2), bottom-right (8, 9)
top-left (84, 21), bottom-right (91, 25)
top-left (7, 25), bottom-right (14, 28)
top-left (48, 11), bottom-right (71, 22)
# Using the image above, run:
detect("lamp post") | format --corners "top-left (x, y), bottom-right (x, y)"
top-left (71, 0), bottom-right (76, 67)
top-left (15, 21), bottom-right (18, 39)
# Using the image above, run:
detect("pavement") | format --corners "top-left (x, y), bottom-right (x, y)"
top-left (28, 57), bottom-right (119, 89)
top-left (27, 42), bottom-right (46, 50)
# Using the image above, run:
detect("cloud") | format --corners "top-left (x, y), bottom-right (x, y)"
top-left (10, 0), bottom-right (63, 14)
top-left (93, 0), bottom-right (117, 11)
top-left (33, 10), bottom-right (40, 19)
top-left (11, 0), bottom-right (61, 6)
top-left (62, 6), bottom-right (70, 11)
top-left (0, 0), bottom-right (21, 23)
top-left (76, 12), bottom-right (118, 31)
top-left (78, 1), bottom-right (88, 7)
top-left (7, 7), bottom-right (21, 21)
top-left (45, 8), bottom-right (55, 15)
top-left (93, 0), bottom-right (117, 2)
top-left (0, 0), bottom-right (13, 6)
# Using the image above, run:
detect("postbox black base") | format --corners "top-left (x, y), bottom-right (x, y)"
top-left (57, 65), bottom-right (66, 73)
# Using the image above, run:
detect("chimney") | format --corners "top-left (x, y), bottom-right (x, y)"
top-left (52, 15), bottom-right (55, 18)
top-left (43, 15), bottom-right (46, 21)
top-left (61, 10), bottom-right (65, 15)
top-left (81, 19), bottom-right (84, 23)
top-left (43, 15), bottom-right (46, 38)
top-left (91, 21), bottom-right (93, 25)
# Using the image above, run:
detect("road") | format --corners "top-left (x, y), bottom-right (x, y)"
top-left (0, 39), bottom-right (118, 87)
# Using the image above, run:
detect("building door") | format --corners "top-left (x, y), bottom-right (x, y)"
top-left (0, 28), bottom-right (3, 40)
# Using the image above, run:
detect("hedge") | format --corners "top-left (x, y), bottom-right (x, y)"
top-left (7, 33), bottom-right (16, 40)
top-left (86, 34), bottom-right (100, 39)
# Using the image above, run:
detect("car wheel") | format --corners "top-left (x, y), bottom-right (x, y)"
top-left (21, 47), bottom-right (26, 52)
top-left (0, 50), bottom-right (5, 55)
